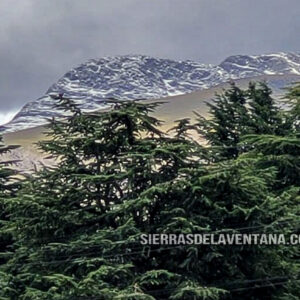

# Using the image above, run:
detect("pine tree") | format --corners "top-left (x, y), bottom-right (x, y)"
top-left (237, 83), bottom-right (300, 191)
top-left (1, 98), bottom-right (199, 299)
top-left (0, 137), bottom-right (20, 265)
top-left (0, 136), bottom-right (21, 297)
top-left (283, 83), bottom-right (300, 133)
top-left (195, 83), bottom-right (249, 161)
top-left (1, 86), bottom-right (299, 299)
top-left (247, 82), bottom-right (284, 135)
top-left (235, 83), bottom-right (300, 299)
top-left (195, 82), bottom-right (288, 161)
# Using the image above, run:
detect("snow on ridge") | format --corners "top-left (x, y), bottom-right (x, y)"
top-left (220, 52), bottom-right (300, 76)
top-left (2, 52), bottom-right (300, 133)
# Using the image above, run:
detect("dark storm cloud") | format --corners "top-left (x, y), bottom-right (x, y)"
top-left (0, 0), bottom-right (299, 121)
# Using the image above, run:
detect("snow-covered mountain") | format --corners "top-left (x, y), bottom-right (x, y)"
top-left (2, 52), bottom-right (300, 133)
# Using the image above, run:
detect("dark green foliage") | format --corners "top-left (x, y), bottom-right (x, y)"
top-left (195, 82), bottom-right (289, 161)
top-left (0, 83), bottom-right (299, 299)
top-left (0, 137), bottom-right (20, 266)
top-left (247, 82), bottom-right (283, 135)
top-left (240, 134), bottom-right (300, 190)
top-left (196, 83), bottom-right (249, 160)
top-left (0, 99), bottom-right (201, 299)
top-left (284, 83), bottom-right (300, 133)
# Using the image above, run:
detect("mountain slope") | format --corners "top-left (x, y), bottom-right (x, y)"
top-left (2, 52), bottom-right (300, 133)
top-left (3, 74), bottom-right (300, 173)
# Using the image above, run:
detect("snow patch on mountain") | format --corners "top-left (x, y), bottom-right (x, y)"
top-left (2, 52), bottom-right (300, 133)
top-left (220, 52), bottom-right (300, 77)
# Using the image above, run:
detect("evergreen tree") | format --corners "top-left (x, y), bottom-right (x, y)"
top-left (1, 84), bottom-right (298, 300)
top-left (283, 83), bottom-right (300, 133)
top-left (0, 137), bottom-right (20, 265)
top-left (195, 82), bottom-right (288, 161)
top-left (247, 82), bottom-right (284, 135)
top-left (0, 136), bottom-right (21, 297)
top-left (0, 98), bottom-right (199, 299)
top-left (195, 83), bottom-right (249, 161)
top-left (164, 156), bottom-right (298, 300)
top-left (239, 83), bottom-right (300, 191)
top-left (237, 138), bottom-right (300, 299)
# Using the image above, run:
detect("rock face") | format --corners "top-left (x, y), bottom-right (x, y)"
top-left (2, 52), bottom-right (300, 133)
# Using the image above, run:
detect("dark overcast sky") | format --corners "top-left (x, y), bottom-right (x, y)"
top-left (0, 0), bottom-right (299, 123)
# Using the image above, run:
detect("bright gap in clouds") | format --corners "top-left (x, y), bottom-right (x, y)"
top-left (0, 110), bottom-right (17, 126)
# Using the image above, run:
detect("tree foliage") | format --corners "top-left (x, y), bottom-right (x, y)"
top-left (0, 82), bottom-right (299, 299)
top-left (0, 137), bottom-right (20, 265)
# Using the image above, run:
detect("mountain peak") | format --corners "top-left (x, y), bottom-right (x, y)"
top-left (2, 52), bottom-right (300, 133)
top-left (220, 52), bottom-right (300, 76)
